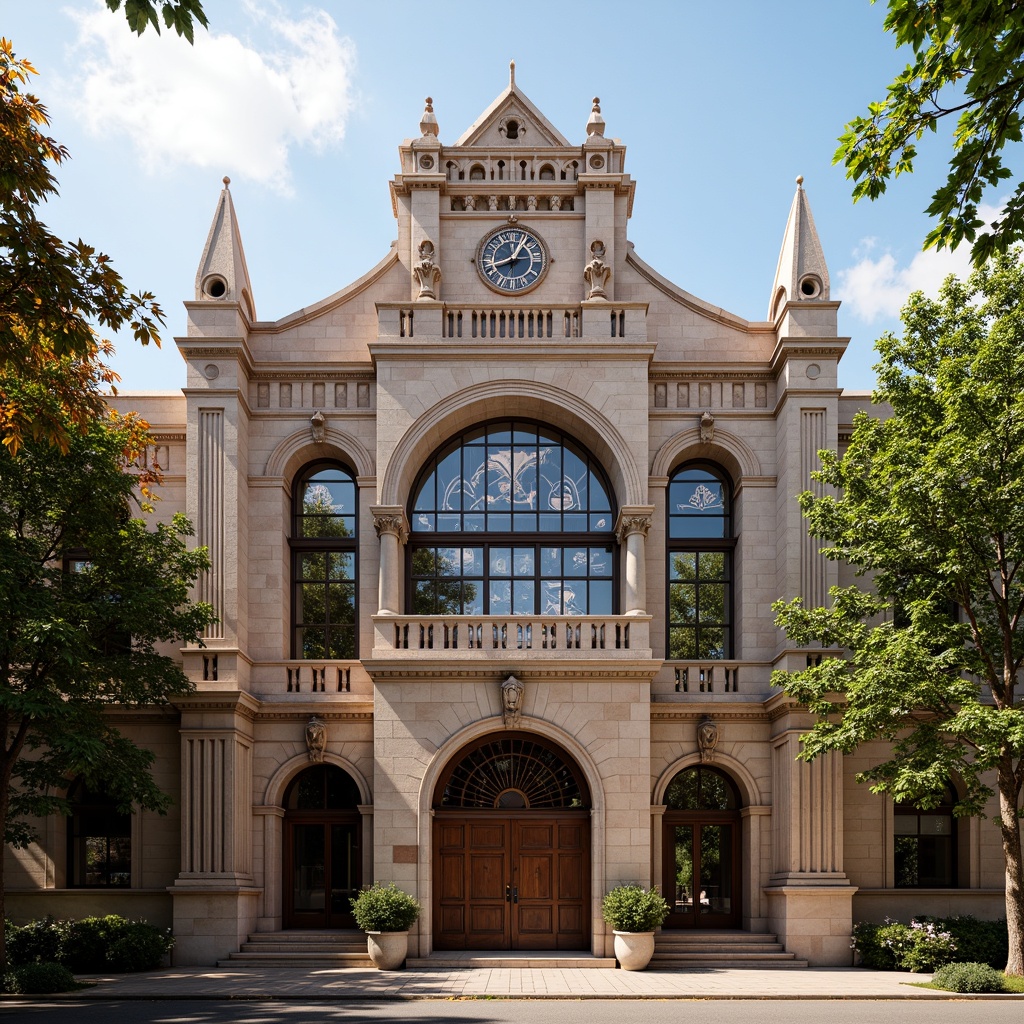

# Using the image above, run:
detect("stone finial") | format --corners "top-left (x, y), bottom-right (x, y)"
top-left (310, 409), bottom-right (326, 444)
top-left (413, 239), bottom-right (441, 300)
top-left (587, 96), bottom-right (605, 137)
top-left (697, 718), bottom-right (719, 762)
top-left (796, 174), bottom-right (804, 188)
top-left (501, 674), bottom-right (524, 728)
top-left (222, 176), bottom-right (231, 188)
top-left (700, 410), bottom-right (715, 443)
top-left (305, 716), bottom-right (327, 763)
top-left (509, 60), bottom-right (516, 88)
top-left (420, 96), bottom-right (439, 137)
top-left (584, 239), bottom-right (611, 300)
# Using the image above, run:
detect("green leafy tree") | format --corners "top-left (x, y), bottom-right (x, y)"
top-left (105, 0), bottom-right (208, 41)
top-left (0, 397), bottom-right (216, 967)
top-left (837, 1), bottom-right (1024, 266)
top-left (773, 251), bottom-right (1024, 976)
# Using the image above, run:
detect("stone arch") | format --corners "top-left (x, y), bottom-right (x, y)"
top-left (263, 751), bottom-right (371, 807)
top-left (264, 426), bottom-right (374, 482)
top-left (651, 426), bottom-right (763, 483)
top-left (415, 714), bottom-right (608, 956)
top-left (653, 751), bottom-right (763, 808)
top-left (378, 380), bottom-right (645, 511)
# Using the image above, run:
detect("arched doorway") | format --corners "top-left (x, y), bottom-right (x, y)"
top-left (661, 766), bottom-right (741, 928)
top-left (432, 732), bottom-right (590, 951)
top-left (283, 764), bottom-right (362, 929)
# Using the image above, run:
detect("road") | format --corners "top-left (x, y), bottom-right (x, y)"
top-left (1, 1000), bottom-right (1019, 1024)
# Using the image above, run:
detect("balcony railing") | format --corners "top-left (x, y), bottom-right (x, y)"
top-left (653, 660), bottom-right (775, 697)
top-left (373, 615), bottom-right (651, 658)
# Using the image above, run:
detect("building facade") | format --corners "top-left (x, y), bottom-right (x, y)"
top-left (6, 72), bottom-right (1007, 966)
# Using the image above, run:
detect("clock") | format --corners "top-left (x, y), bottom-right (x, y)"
top-left (476, 226), bottom-right (549, 294)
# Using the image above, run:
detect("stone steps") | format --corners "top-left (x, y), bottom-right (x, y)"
top-left (652, 930), bottom-right (808, 969)
top-left (218, 930), bottom-right (372, 968)
top-left (407, 953), bottom-right (616, 969)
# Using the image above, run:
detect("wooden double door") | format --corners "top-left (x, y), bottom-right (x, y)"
top-left (662, 813), bottom-right (740, 928)
top-left (434, 811), bottom-right (589, 950)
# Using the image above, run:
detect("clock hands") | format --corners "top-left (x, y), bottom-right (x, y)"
top-left (489, 236), bottom-right (532, 270)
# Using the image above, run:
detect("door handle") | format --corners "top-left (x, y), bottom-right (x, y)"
top-left (504, 884), bottom-right (519, 904)
top-left (505, 884), bottom-right (512, 903)
top-left (512, 886), bottom-right (519, 904)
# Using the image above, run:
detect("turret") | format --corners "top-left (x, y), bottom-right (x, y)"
top-left (768, 175), bottom-right (830, 321)
top-left (194, 176), bottom-right (256, 321)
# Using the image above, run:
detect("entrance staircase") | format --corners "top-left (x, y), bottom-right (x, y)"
top-left (217, 930), bottom-right (372, 968)
top-left (652, 930), bottom-right (808, 969)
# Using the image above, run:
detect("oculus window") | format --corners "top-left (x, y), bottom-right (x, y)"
top-left (291, 462), bottom-right (357, 658)
top-left (409, 421), bottom-right (616, 616)
top-left (667, 464), bottom-right (734, 659)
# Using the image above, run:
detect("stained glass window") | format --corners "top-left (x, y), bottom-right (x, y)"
top-left (292, 462), bottom-right (357, 658)
top-left (409, 422), bottom-right (616, 616)
top-left (667, 464), bottom-right (733, 659)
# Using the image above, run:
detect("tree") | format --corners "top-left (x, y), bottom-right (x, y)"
top-left (837, 1), bottom-right (1024, 266)
top-left (0, 395), bottom-right (215, 967)
top-left (105, 0), bottom-right (208, 41)
top-left (773, 250), bottom-right (1024, 975)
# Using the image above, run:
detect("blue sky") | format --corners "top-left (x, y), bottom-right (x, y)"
top-left (6, 1), bottom-right (987, 393)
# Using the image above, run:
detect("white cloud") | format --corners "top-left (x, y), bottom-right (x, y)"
top-left (835, 205), bottom-right (1002, 322)
top-left (64, 1), bottom-right (356, 193)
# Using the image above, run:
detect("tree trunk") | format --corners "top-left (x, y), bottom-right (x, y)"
top-left (998, 766), bottom-right (1024, 976)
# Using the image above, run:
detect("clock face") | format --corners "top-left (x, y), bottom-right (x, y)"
top-left (476, 227), bottom-right (549, 294)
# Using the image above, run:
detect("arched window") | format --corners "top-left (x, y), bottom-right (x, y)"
top-left (291, 461), bottom-right (357, 658)
top-left (667, 463), bottom-right (734, 659)
top-left (66, 779), bottom-right (131, 887)
top-left (894, 783), bottom-right (957, 887)
top-left (408, 421), bottom-right (616, 616)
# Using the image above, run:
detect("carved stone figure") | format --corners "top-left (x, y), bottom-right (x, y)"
top-left (501, 674), bottom-right (524, 728)
top-left (413, 240), bottom-right (441, 300)
top-left (549, 195), bottom-right (562, 211)
top-left (306, 716), bottom-right (327, 763)
top-left (464, 195), bottom-right (477, 211)
top-left (526, 195), bottom-right (537, 211)
top-left (309, 409), bottom-right (326, 444)
top-left (700, 410), bottom-right (715, 443)
top-left (488, 195), bottom-right (499, 211)
top-left (584, 240), bottom-right (611, 300)
top-left (697, 718), bottom-right (719, 763)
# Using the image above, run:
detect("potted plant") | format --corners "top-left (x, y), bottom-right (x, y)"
top-left (601, 884), bottom-right (669, 970)
top-left (350, 883), bottom-right (421, 970)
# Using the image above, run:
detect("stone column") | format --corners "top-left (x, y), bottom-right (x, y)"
top-left (371, 506), bottom-right (408, 615)
top-left (358, 803), bottom-right (374, 893)
top-left (616, 506), bottom-right (654, 615)
top-left (650, 803), bottom-right (666, 896)
top-left (254, 805), bottom-right (284, 931)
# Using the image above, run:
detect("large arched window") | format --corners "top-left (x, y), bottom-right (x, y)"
top-left (291, 461), bottom-right (357, 658)
top-left (894, 783), bottom-right (958, 888)
top-left (666, 463), bottom-right (734, 659)
top-left (66, 779), bottom-right (131, 887)
top-left (408, 421), bottom-right (616, 615)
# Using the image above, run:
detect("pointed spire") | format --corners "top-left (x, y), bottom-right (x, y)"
top-left (586, 96), bottom-right (605, 137)
top-left (768, 175), bottom-right (830, 319)
top-left (195, 176), bottom-right (255, 319)
top-left (420, 96), bottom-right (438, 137)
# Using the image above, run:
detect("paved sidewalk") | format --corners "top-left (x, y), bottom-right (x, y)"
top-left (35, 964), bottom-right (1022, 1001)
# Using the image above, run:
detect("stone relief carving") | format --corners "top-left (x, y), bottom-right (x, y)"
top-left (584, 240), bottom-right (611, 300)
top-left (549, 195), bottom-right (562, 211)
top-left (464, 195), bottom-right (477, 211)
top-left (488, 195), bottom-right (499, 211)
top-left (309, 409), bottom-right (326, 444)
top-left (501, 674), bottom-right (524, 728)
top-left (697, 717), bottom-right (719, 763)
top-left (700, 410), bottom-right (715, 443)
top-left (413, 240), bottom-right (441, 300)
top-left (526, 195), bottom-right (537, 211)
top-left (306, 716), bottom-right (327, 763)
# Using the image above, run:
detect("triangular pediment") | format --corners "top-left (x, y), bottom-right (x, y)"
top-left (455, 76), bottom-right (571, 148)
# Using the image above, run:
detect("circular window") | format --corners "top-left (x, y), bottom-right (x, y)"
top-left (799, 276), bottom-right (821, 299)
top-left (419, 155), bottom-right (434, 170)
top-left (590, 155), bottom-right (605, 170)
top-left (202, 275), bottom-right (228, 299)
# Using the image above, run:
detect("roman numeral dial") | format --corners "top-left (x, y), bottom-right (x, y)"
top-left (476, 227), bottom-right (549, 295)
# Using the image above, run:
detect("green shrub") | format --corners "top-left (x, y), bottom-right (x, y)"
top-left (943, 917), bottom-right (1008, 969)
top-left (350, 884), bottom-right (421, 932)
top-left (601, 885), bottom-right (670, 932)
top-left (4, 962), bottom-right (78, 994)
top-left (106, 922), bottom-right (174, 972)
top-left (852, 918), bottom-right (957, 972)
top-left (5, 917), bottom-right (62, 967)
top-left (931, 961), bottom-right (1006, 993)
top-left (59, 916), bottom-right (122, 973)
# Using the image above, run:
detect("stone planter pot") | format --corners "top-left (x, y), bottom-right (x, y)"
top-left (365, 930), bottom-right (409, 970)
top-left (612, 930), bottom-right (656, 971)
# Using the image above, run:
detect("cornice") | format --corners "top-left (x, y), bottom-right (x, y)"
top-left (150, 433), bottom-right (187, 443)
top-left (649, 369), bottom-right (774, 382)
top-left (249, 369), bottom-right (374, 382)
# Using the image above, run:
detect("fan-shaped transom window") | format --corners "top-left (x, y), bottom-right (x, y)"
top-left (667, 463), bottom-right (734, 659)
top-left (664, 767), bottom-right (739, 811)
top-left (291, 461), bottom-right (358, 659)
top-left (409, 421), bottom-right (616, 616)
top-left (436, 735), bottom-right (590, 809)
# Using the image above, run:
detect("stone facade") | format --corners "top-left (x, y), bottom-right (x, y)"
top-left (5, 71), bottom-right (1005, 966)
